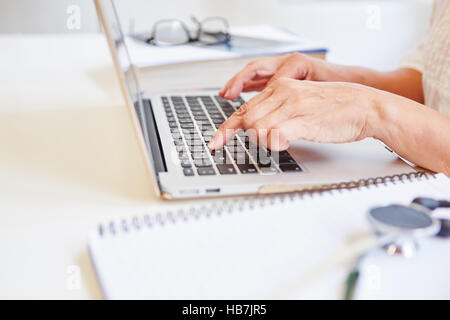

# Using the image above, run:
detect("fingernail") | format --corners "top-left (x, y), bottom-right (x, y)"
top-left (208, 136), bottom-right (218, 149)
top-left (225, 89), bottom-right (231, 98)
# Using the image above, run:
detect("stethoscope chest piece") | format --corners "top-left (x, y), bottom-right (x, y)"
top-left (367, 204), bottom-right (441, 258)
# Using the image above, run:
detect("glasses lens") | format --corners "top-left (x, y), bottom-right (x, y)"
top-left (154, 21), bottom-right (189, 45)
top-left (199, 18), bottom-right (229, 44)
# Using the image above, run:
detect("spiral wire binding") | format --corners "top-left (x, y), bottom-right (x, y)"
top-left (97, 171), bottom-right (434, 237)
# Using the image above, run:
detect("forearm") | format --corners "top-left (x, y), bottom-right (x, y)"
top-left (311, 58), bottom-right (424, 103)
top-left (368, 92), bottom-right (450, 176)
top-left (345, 67), bottom-right (424, 103)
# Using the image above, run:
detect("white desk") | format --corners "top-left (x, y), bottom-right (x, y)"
top-left (0, 34), bottom-right (196, 299)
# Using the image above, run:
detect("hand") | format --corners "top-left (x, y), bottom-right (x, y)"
top-left (209, 78), bottom-right (380, 151)
top-left (218, 52), bottom-right (345, 100)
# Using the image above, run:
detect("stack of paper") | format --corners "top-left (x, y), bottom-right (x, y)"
top-left (126, 25), bottom-right (327, 68)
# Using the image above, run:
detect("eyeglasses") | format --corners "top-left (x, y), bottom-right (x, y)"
top-left (146, 16), bottom-right (231, 46)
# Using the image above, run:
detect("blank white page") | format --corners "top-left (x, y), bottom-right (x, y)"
top-left (89, 174), bottom-right (450, 299)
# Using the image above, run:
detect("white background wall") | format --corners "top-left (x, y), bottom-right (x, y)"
top-left (0, 0), bottom-right (100, 33)
top-left (0, 0), bottom-right (434, 70)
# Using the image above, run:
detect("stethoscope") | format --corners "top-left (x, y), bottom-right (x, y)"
top-left (344, 197), bottom-right (450, 299)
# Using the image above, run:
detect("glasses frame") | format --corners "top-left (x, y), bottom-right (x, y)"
top-left (146, 16), bottom-right (231, 46)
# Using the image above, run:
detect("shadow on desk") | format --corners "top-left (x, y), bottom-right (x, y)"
top-left (0, 106), bottom-right (155, 202)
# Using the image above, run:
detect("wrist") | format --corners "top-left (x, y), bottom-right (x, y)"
top-left (310, 58), bottom-right (358, 83)
top-left (365, 89), bottom-right (401, 144)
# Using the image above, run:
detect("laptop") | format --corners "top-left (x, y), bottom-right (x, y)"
top-left (94, 0), bottom-right (414, 199)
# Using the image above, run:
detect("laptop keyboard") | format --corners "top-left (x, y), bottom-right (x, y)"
top-left (161, 95), bottom-right (302, 176)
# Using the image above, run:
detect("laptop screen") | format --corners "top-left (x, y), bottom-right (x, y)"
top-left (95, 0), bottom-right (167, 191)
top-left (97, 0), bottom-right (141, 104)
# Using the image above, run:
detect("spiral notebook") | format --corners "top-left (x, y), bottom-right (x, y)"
top-left (89, 173), bottom-right (450, 299)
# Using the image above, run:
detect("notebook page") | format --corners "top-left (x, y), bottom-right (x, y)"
top-left (89, 174), bottom-right (450, 299)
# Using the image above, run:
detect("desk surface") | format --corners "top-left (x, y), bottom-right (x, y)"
top-left (0, 34), bottom-right (183, 299)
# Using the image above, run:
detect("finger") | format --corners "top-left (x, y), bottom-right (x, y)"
top-left (209, 88), bottom-right (273, 149)
top-left (252, 73), bottom-right (273, 81)
top-left (250, 100), bottom-right (297, 134)
top-left (266, 54), bottom-right (310, 87)
top-left (242, 79), bottom-right (270, 92)
top-left (240, 92), bottom-right (287, 130)
top-left (239, 92), bottom-right (286, 148)
top-left (267, 116), bottom-right (310, 151)
top-left (218, 86), bottom-right (227, 97)
top-left (219, 64), bottom-right (259, 99)
top-left (245, 100), bottom-right (294, 148)
top-left (221, 59), bottom-right (284, 99)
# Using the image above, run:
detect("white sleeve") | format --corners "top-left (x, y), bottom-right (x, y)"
top-left (398, 42), bottom-right (424, 73)
top-left (398, 0), bottom-right (439, 73)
